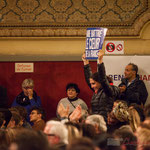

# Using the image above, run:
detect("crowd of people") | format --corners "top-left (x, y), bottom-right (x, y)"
top-left (0, 51), bottom-right (149, 150)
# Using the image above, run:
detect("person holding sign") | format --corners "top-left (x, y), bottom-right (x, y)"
top-left (82, 51), bottom-right (120, 122)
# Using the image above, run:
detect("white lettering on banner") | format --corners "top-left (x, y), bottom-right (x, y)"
top-left (86, 38), bottom-right (101, 49)
top-left (86, 30), bottom-right (103, 37)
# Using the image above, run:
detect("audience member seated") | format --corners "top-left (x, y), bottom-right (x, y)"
top-left (129, 103), bottom-right (145, 122)
top-left (118, 63), bottom-right (148, 106)
top-left (0, 112), bottom-right (5, 128)
top-left (107, 101), bottom-right (130, 133)
top-left (56, 83), bottom-right (88, 120)
top-left (7, 112), bottom-right (22, 128)
top-left (57, 104), bottom-right (88, 123)
top-left (11, 78), bottom-right (42, 123)
top-left (93, 133), bottom-right (121, 150)
top-left (0, 129), bottom-right (10, 150)
top-left (0, 85), bottom-right (8, 108)
top-left (0, 108), bottom-right (12, 128)
top-left (44, 120), bottom-right (68, 150)
top-left (66, 137), bottom-right (95, 150)
top-left (65, 122), bottom-right (81, 144)
top-left (144, 103), bottom-right (150, 119)
top-left (9, 129), bottom-right (50, 150)
top-left (80, 123), bottom-right (96, 139)
top-left (29, 106), bottom-right (46, 131)
top-left (114, 126), bottom-right (137, 150)
top-left (136, 123), bottom-right (150, 150)
top-left (12, 106), bottom-right (32, 129)
top-left (85, 114), bottom-right (107, 134)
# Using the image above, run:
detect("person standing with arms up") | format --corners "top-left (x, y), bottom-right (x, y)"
top-left (82, 51), bottom-right (120, 122)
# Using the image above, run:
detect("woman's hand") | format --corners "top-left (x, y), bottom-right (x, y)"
top-left (27, 89), bottom-right (33, 100)
top-left (82, 52), bottom-right (89, 65)
top-left (97, 50), bottom-right (104, 64)
top-left (57, 103), bottom-right (69, 118)
top-left (69, 105), bottom-right (82, 122)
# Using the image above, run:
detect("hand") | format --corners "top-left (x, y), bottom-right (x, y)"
top-left (97, 50), bottom-right (104, 64)
top-left (119, 85), bottom-right (126, 93)
top-left (28, 89), bottom-right (33, 99)
top-left (57, 103), bottom-right (69, 118)
top-left (69, 105), bottom-right (82, 122)
top-left (82, 52), bottom-right (89, 65)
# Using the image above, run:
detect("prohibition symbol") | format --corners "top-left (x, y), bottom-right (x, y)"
top-left (116, 44), bottom-right (123, 51)
top-left (106, 42), bottom-right (115, 52)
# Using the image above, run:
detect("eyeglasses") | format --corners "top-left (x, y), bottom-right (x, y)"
top-left (30, 112), bottom-right (38, 115)
top-left (44, 133), bottom-right (55, 136)
top-left (23, 86), bottom-right (33, 90)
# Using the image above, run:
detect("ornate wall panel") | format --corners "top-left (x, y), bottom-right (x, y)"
top-left (0, 0), bottom-right (149, 37)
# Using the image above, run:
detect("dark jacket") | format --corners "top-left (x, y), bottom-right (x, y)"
top-left (118, 75), bottom-right (148, 105)
top-left (84, 63), bottom-right (120, 121)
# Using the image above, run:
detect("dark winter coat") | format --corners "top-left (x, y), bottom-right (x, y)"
top-left (118, 75), bottom-right (148, 105)
top-left (84, 63), bottom-right (120, 121)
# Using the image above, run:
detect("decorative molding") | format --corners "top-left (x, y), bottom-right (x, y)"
top-left (0, 0), bottom-right (149, 37)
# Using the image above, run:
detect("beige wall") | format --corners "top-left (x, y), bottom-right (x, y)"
top-left (0, 21), bottom-right (150, 61)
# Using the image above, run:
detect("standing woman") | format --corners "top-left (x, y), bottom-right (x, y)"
top-left (82, 51), bottom-right (120, 122)
top-left (12, 78), bottom-right (42, 123)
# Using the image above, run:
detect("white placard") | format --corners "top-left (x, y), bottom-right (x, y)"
top-left (15, 63), bottom-right (34, 73)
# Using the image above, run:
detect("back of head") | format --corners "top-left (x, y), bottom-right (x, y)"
top-left (128, 107), bottom-right (141, 132)
top-left (65, 123), bottom-right (81, 144)
top-left (67, 137), bottom-right (95, 150)
top-left (12, 106), bottom-right (28, 121)
top-left (114, 128), bottom-right (137, 150)
top-left (10, 129), bottom-right (50, 150)
top-left (136, 127), bottom-right (150, 149)
top-left (0, 112), bottom-right (5, 127)
top-left (94, 133), bottom-right (121, 150)
top-left (44, 120), bottom-right (68, 144)
top-left (113, 101), bottom-right (130, 123)
top-left (0, 108), bottom-right (12, 127)
top-left (86, 114), bottom-right (107, 132)
top-left (81, 123), bottom-right (96, 139)
top-left (144, 104), bottom-right (150, 118)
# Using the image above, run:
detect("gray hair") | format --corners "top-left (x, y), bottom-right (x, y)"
top-left (86, 114), bottom-right (107, 132)
top-left (22, 78), bottom-right (34, 88)
top-left (45, 120), bottom-right (68, 144)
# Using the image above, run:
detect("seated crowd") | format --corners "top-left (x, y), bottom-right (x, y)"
top-left (0, 51), bottom-right (149, 150)
top-left (0, 101), bottom-right (150, 150)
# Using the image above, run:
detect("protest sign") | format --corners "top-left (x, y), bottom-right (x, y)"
top-left (85, 27), bottom-right (107, 59)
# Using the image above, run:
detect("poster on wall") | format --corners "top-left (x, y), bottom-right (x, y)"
top-left (15, 63), bottom-right (34, 73)
top-left (85, 27), bottom-right (107, 59)
top-left (105, 41), bottom-right (124, 54)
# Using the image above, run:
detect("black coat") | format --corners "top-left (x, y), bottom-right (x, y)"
top-left (118, 75), bottom-right (148, 105)
top-left (84, 63), bottom-right (120, 121)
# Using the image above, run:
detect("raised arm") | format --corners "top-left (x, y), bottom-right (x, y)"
top-left (97, 51), bottom-right (120, 97)
top-left (82, 53), bottom-right (93, 89)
